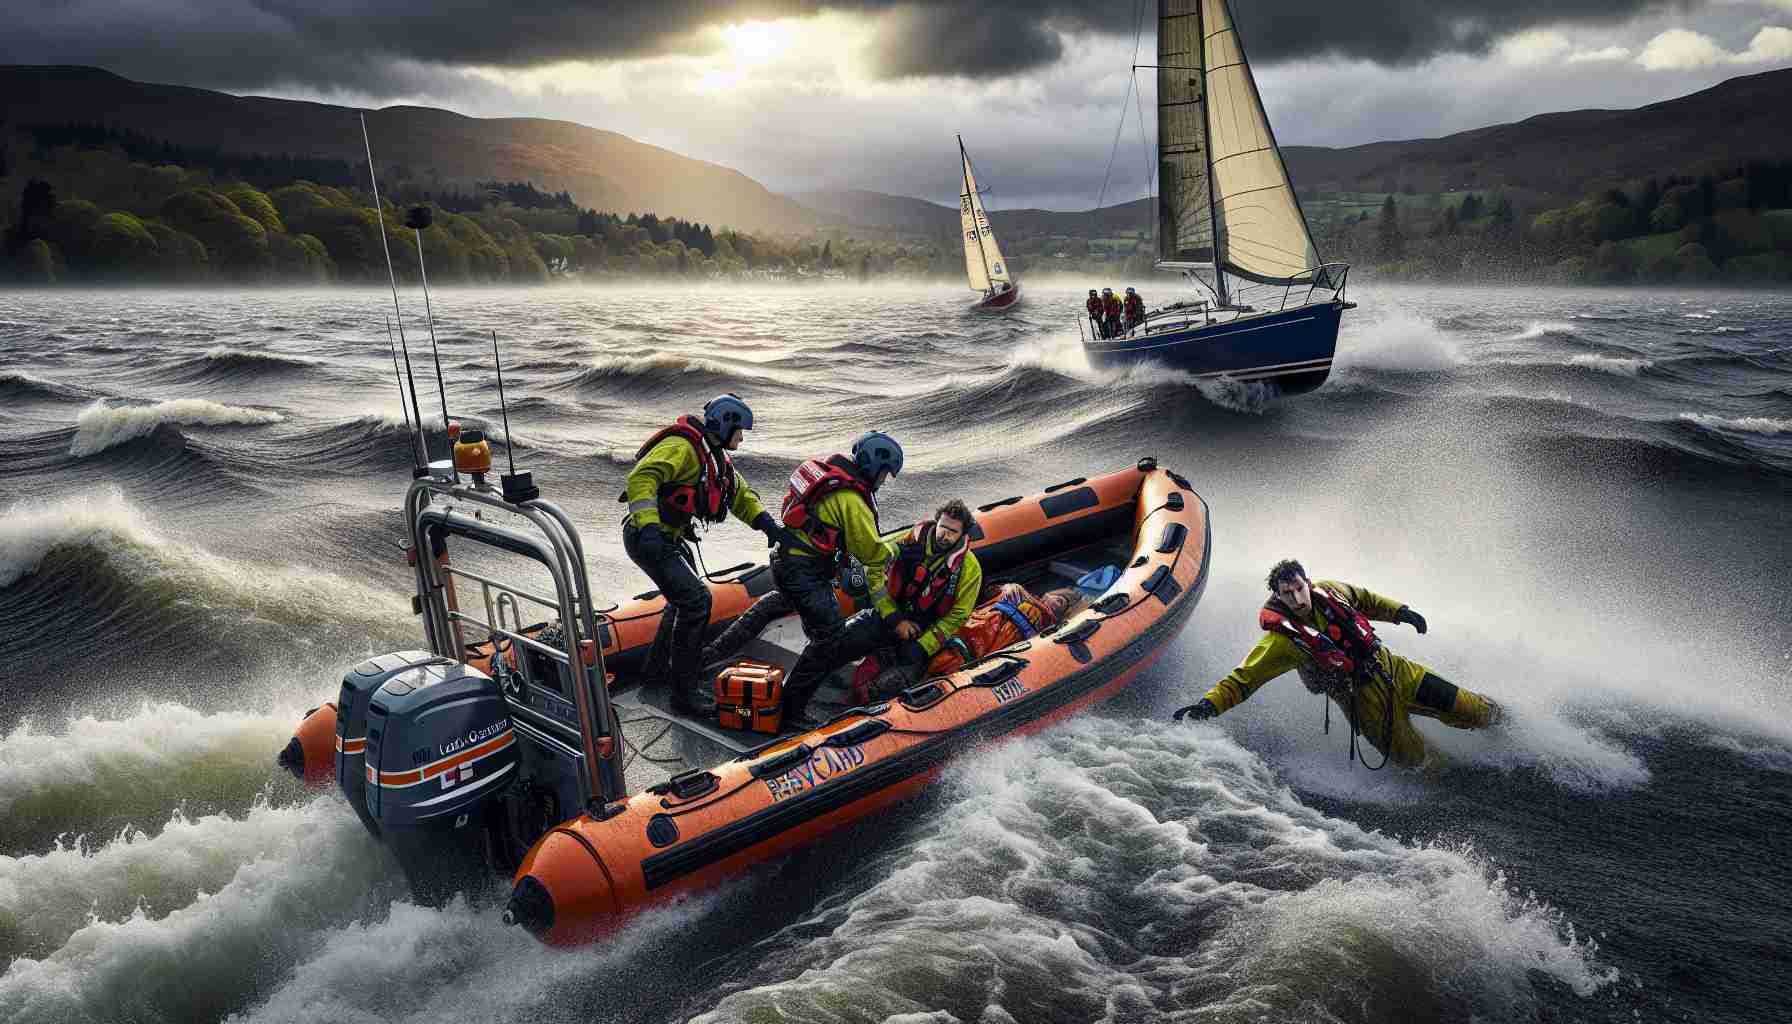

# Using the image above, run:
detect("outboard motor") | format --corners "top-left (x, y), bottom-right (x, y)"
top-left (364, 659), bottom-right (518, 904)
top-left (334, 651), bottom-right (442, 837)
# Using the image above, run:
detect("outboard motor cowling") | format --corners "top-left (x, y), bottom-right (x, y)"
top-left (336, 650), bottom-right (440, 837)
top-left (364, 659), bottom-right (517, 903)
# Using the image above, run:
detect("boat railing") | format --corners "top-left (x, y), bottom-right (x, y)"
top-left (404, 472), bottom-right (627, 813)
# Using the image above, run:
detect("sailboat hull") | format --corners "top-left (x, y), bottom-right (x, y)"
top-left (973, 282), bottom-right (1022, 312)
top-left (1083, 299), bottom-right (1344, 396)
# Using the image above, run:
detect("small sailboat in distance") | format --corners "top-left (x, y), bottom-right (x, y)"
top-left (960, 135), bottom-right (1021, 311)
top-left (1082, 0), bottom-right (1353, 397)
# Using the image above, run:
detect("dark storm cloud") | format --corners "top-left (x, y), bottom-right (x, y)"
top-left (864, 0), bottom-right (1704, 79)
top-left (0, 0), bottom-right (1704, 94)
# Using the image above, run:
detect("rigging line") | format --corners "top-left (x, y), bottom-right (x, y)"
top-left (1135, 64), bottom-right (1155, 200)
top-left (1092, 0), bottom-right (1149, 235)
top-left (1091, 72), bottom-right (1136, 231)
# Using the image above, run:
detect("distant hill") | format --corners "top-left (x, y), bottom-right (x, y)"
top-left (792, 188), bottom-right (1154, 238)
top-left (0, 65), bottom-right (828, 234)
top-left (791, 190), bottom-right (960, 233)
top-left (1282, 68), bottom-right (1792, 198)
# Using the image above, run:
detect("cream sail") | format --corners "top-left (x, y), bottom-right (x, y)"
top-left (1156, 0), bottom-right (1323, 290)
top-left (959, 136), bottom-right (1013, 295)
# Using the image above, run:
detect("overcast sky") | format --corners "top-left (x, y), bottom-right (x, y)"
top-left (5, 1), bottom-right (1790, 208)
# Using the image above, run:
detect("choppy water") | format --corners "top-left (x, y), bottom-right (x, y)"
top-left (2, 281), bottom-right (1790, 1024)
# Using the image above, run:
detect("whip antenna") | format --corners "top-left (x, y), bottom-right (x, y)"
top-left (404, 204), bottom-right (451, 430)
top-left (491, 329), bottom-right (538, 502)
top-left (383, 315), bottom-right (425, 469)
top-left (360, 113), bottom-right (430, 470)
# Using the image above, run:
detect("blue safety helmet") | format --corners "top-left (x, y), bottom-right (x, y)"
top-left (851, 430), bottom-right (904, 483)
top-left (702, 393), bottom-right (753, 438)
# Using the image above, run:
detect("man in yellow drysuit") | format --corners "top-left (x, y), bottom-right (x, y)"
top-left (1172, 559), bottom-right (1504, 769)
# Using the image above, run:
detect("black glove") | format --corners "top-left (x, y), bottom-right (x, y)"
top-left (895, 640), bottom-right (929, 667)
top-left (1172, 699), bottom-right (1218, 722)
top-left (752, 511), bottom-right (795, 549)
top-left (1397, 606), bottom-right (1428, 635)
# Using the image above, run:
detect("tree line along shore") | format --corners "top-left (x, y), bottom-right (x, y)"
top-left (4, 122), bottom-right (1791, 287)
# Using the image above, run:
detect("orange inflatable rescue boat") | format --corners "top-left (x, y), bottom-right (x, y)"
top-left (281, 451), bottom-right (1209, 946)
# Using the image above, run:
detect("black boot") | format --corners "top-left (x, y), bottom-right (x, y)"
top-left (670, 679), bottom-right (717, 717)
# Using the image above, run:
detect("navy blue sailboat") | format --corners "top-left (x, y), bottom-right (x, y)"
top-left (1082, 0), bottom-right (1353, 397)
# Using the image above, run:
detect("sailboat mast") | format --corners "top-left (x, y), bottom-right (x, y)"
top-left (1193, 0), bottom-right (1228, 306)
top-left (959, 134), bottom-right (994, 293)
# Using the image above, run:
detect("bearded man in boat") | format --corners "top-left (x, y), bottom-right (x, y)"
top-left (621, 393), bottom-right (793, 716)
top-left (1172, 560), bottom-right (1504, 770)
top-left (783, 495), bottom-right (983, 729)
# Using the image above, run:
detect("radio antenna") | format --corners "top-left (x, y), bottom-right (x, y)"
top-left (491, 330), bottom-right (538, 502)
top-left (404, 204), bottom-right (451, 431)
top-left (492, 330), bottom-right (518, 477)
top-left (360, 113), bottom-right (431, 469)
top-left (383, 315), bottom-right (425, 469)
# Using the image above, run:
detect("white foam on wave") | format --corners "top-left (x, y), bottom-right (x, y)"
top-left (690, 720), bottom-right (1617, 1023)
top-left (0, 702), bottom-right (301, 844)
top-left (1703, 734), bottom-right (1792, 773)
top-left (1335, 308), bottom-right (1464, 373)
top-left (0, 487), bottom-right (410, 626)
top-left (1566, 353), bottom-right (1651, 376)
top-left (70, 398), bottom-right (285, 456)
top-left (229, 890), bottom-right (719, 1024)
top-left (1677, 412), bottom-right (1790, 435)
top-left (1005, 331), bottom-right (1275, 415)
top-left (1510, 321), bottom-right (1578, 341)
top-left (0, 796), bottom-right (395, 1024)
top-left (0, 486), bottom-right (160, 588)
top-left (0, 796), bottom-right (301, 960)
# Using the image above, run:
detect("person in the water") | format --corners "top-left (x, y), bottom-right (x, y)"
top-left (1172, 559), bottom-right (1504, 770)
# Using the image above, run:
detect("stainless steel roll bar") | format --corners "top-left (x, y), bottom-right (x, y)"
top-left (403, 473), bottom-right (626, 810)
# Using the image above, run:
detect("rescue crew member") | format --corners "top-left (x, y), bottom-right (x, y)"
top-left (1086, 289), bottom-right (1106, 338)
top-left (787, 498), bottom-right (983, 726)
top-left (621, 393), bottom-right (791, 716)
top-left (1172, 560), bottom-right (1504, 770)
top-left (1101, 287), bottom-right (1124, 339)
top-left (1122, 287), bottom-right (1146, 332)
top-left (768, 431), bottom-right (907, 727)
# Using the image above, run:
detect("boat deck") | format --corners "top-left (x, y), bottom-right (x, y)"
top-left (608, 535), bottom-right (1136, 791)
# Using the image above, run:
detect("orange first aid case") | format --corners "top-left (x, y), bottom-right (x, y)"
top-left (714, 660), bottom-right (784, 733)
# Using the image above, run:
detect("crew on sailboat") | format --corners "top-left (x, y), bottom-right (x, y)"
top-left (620, 393), bottom-right (792, 716)
top-left (1101, 288), bottom-right (1123, 338)
top-left (1123, 288), bottom-right (1146, 331)
top-left (1086, 290), bottom-right (1106, 336)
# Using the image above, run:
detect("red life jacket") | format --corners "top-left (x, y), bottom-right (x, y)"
top-left (633, 416), bottom-right (736, 525)
top-left (1085, 297), bottom-right (1104, 316)
top-left (780, 454), bottom-right (875, 557)
top-left (1258, 585), bottom-right (1383, 695)
top-left (1123, 294), bottom-right (1145, 316)
top-left (886, 520), bottom-right (969, 625)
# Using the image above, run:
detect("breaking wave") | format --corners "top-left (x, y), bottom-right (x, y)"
top-left (1676, 412), bottom-right (1791, 435)
top-left (70, 398), bottom-right (285, 457)
top-left (1566, 353), bottom-right (1652, 376)
top-left (0, 370), bottom-right (93, 402)
top-left (691, 720), bottom-right (1618, 1023)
